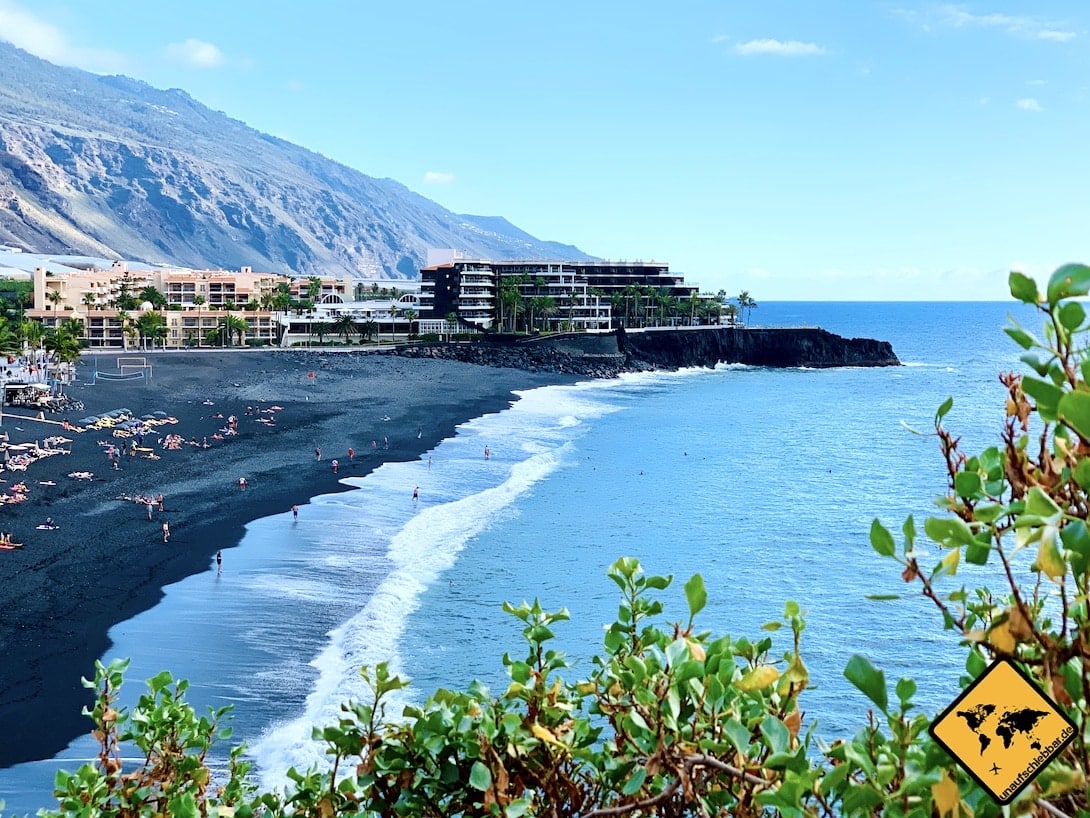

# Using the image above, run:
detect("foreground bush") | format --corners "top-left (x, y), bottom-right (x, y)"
top-left (8, 263), bottom-right (1090, 817)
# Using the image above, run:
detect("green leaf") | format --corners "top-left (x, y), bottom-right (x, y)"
top-left (1008, 271), bottom-right (1040, 304)
top-left (1059, 300), bottom-right (1087, 331)
top-left (935, 396), bottom-right (954, 423)
top-left (1062, 520), bottom-right (1090, 576)
top-left (469, 760), bottom-right (492, 791)
top-left (1005, 327), bottom-right (1038, 350)
top-left (1059, 390), bottom-right (1090, 441)
top-left (865, 594), bottom-right (901, 601)
top-left (1076, 458), bottom-right (1090, 491)
top-left (953, 471), bottom-right (983, 499)
top-left (684, 573), bottom-right (707, 618)
top-left (966, 541), bottom-right (992, 565)
top-left (1020, 353), bottom-right (1050, 376)
top-left (621, 767), bottom-right (647, 796)
top-left (1046, 263), bottom-right (1090, 306)
top-left (924, 516), bottom-right (976, 548)
top-left (1022, 376), bottom-right (1064, 420)
top-left (843, 654), bottom-right (888, 714)
top-left (760, 716), bottom-right (789, 754)
top-left (869, 519), bottom-right (896, 557)
top-left (1025, 486), bottom-right (1063, 521)
top-left (895, 677), bottom-right (917, 704)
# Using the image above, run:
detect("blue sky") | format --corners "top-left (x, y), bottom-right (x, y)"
top-left (0, 1), bottom-right (1086, 300)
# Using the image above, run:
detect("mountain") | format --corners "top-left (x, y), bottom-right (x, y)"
top-left (0, 42), bottom-right (592, 279)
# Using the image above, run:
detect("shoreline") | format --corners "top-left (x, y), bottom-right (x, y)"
top-left (0, 349), bottom-right (575, 768)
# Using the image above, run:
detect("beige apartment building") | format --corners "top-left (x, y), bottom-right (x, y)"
top-left (26, 261), bottom-right (353, 349)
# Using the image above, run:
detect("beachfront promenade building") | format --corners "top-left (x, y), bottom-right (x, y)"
top-left (418, 252), bottom-right (705, 332)
top-left (23, 261), bottom-right (425, 349)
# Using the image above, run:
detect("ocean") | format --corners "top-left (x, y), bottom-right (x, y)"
top-left (0, 300), bottom-right (1035, 813)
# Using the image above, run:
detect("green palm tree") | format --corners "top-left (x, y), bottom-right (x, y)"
top-left (20, 319), bottom-right (43, 363)
top-left (445, 311), bottom-right (459, 341)
top-left (135, 312), bottom-right (167, 350)
top-left (215, 315), bottom-right (249, 346)
top-left (0, 322), bottom-right (20, 358)
top-left (738, 291), bottom-right (757, 326)
top-left (312, 321), bottom-right (331, 345)
top-left (359, 319), bottom-right (378, 343)
top-left (403, 309), bottom-right (418, 337)
top-left (81, 291), bottom-right (97, 312)
top-left (192, 295), bottom-right (206, 348)
top-left (138, 285), bottom-right (167, 310)
top-left (333, 313), bottom-right (356, 344)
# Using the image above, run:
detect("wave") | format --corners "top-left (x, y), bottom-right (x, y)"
top-left (249, 381), bottom-right (625, 791)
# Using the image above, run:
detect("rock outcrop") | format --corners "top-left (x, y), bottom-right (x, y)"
top-left (394, 327), bottom-right (899, 375)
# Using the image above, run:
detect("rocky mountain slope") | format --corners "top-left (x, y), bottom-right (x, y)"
top-left (0, 42), bottom-right (590, 278)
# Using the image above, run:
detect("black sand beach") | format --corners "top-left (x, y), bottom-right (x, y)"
top-left (0, 349), bottom-right (574, 767)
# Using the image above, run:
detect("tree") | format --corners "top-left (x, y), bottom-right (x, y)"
top-left (218, 315), bottom-right (250, 346)
top-left (312, 321), bottom-right (331, 345)
top-left (80, 292), bottom-right (97, 312)
top-left (138, 285), bottom-right (167, 310)
top-left (114, 279), bottom-right (138, 311)
top-left (306, 276), bottom-right (322, 304)
top-left (738, 290), bottom-right (758, 326)
top-left (135, 312), bottom-right (167, 349)
top-left (445, 311), bottom-right (459, 341)
top-left (192, 295), bottom-right (206, 348)
top-left (403, 308), bottom-right (418, 337)
top-left (20, 319), bottom-right (43, 363)
top-left (358, 319), bottom-right (378, 344)
top-left (333, 313), bottom-right (356, 345)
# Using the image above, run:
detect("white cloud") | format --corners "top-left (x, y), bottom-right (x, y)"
top-left (423, 171), bottom-right (455, 186)
top-left (0, 0), bottom-right (127, 72)
top-left (164, 38), bottom-right (225, 69)
top-left (937, 5), bottom-right (1076, 42)
top-left (1016, 97), bottom-right (1043, 112)
top-left (732, 38), bottom-right (827, 57)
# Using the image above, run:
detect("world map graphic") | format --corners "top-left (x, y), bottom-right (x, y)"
top-left (956, 703), bottom-right (1050, 755)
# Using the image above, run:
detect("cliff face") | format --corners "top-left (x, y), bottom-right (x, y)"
top-left (397, 327), bottom-right (899, 375)
top-left (616, 327), bottom-right (900, 369)
top-left (0, 43), bottom-right (591, 277)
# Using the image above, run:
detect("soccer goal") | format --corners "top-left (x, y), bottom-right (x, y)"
top-left (117, 356), bottom-right (153, 380)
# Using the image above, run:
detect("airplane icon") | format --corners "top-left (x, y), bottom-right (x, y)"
top-left (990, 763), bottom-right (1001, 775)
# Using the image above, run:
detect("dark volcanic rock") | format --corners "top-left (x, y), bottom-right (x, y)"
top-left (395, 327), bottom-right (899, 375)
top-left (617, 326), bottom-right (900, 370)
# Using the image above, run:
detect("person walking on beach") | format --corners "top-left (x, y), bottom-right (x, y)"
top-left (162, 521), bottom-right (170, 543)
top-left (315, 446), bottom-right (321, 461)
top-left (216, 550), bottom-right (222, 573)
top-left (292, 504), bottom-right (299, 521)
top-left (484, 446), bottom-right (491, 460)
top-left (157, 493), bottom-right (165, 512)
top-left (347, 447), bottom-right (354, 461)
top-left (412, 486), bottom-right (419, 504)
top-left (331, 459), bottom-right (339, 474)
top-left (146, 500), bottom-right (154, 520)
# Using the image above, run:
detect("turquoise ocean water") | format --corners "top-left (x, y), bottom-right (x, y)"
top-left (0, 301), bottom-right (1036, 812)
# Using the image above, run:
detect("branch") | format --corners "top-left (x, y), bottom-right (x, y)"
top-left (578, 753), bottom-right (772, 818)
top-left (1036, 798), bottom-right (1072, 818)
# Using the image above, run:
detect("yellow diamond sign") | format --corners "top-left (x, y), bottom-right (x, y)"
top-left (930, 658), bottom-right (1076, 804)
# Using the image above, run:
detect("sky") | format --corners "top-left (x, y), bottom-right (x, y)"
top-left (0, 1), bottom-right (1087, 300)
